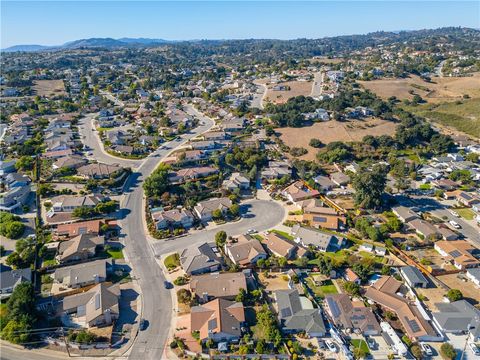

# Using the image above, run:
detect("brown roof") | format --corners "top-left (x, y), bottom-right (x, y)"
top-left (189, 272), bottom-right (247, 299)
top-left (345, 268), bottom-right (360, 283)
top-left (226, 235), bottom-right (267, 265)
top-left (365, 276), bottom-right (435, 340)
top-left (191, 298), bottom-right (245, 340)
top-left (435, 240), bottom-right (480, 268)
top-left (264, 232), bottom-right (295, 258)
top-left (56, 220), bottom-right (103, 237)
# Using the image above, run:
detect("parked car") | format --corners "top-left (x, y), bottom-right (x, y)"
top-left (449, 220), bottom-right (461, 229)
top-left (246, 229), bottom-right (257, 234)
top-left (469, 342), bottom-right (480, 355)
top-left (139, 319), bottom-right (148, 331)
top-left (325, 340), bottom-right (337, 353)
top-left (421, 343), bottom-right (433, 356)
top-left (450, 210), bottom-right (460, 217)
top-left (164, 281), bottom-right (172, 289)
top-left (318, 340), bottom-right (326, 350)
top-left (367, 337), bottom-right (376, 350)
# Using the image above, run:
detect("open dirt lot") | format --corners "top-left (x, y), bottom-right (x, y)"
top-left (358, 73), bottom-right (480, 103)
top-left (264, 80), bottom-right (313, 105)
top-left (33, 80), bottom-right (66, 97)
top-left (437, 273), bottom-right (480, 304)
top-left (277, 118), bottom-right (397, 160)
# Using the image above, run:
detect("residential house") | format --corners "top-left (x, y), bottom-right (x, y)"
top-left (434, 240), bottom-right (480, 270)
top-left (466, 268), bottom-right (480, 287)
top-left (400, 266), bottom-right (429, 288)
top-left (313, 176), bottom-right (336, 192)
top-left (282, 181), bottom-right (320, 203)
top-left (202, 131), bottom-right (227, 141)
top-left (222, 173), bottom-right (250, 191)
top-left (53, 155), bottom-right (87, 170)
top-left (0, 178), bottom-right (31, 212)
top-left (301, 205), bottom-right (344, 230)
top-left (261, 160), bottom-right (291, 180)
top-left (365, 276), bottom-right (437, 341)
top-left (432, 300), bottom-right (480, 342)
top-left (0, 160), bottom-right (17, 176)
top-left (392, 206), bottom-right (419, 223)
top-left (61, 283), bottom-right (120, 328)
top-left (409, 219), bottom-right (440, 239)
top-left (51, 194), bottom-right (105, 213)
top-left (152, 208), bottom-right (194, 229)
top-left (168, 166), bottom-right (218, 184)
top-left (180, 242), bottom-right (223, 275)
top-left (224, 235), bottom-right (267, 266)
top-left (190, 298), bottom-right (245, 342)
top-left (359, 243), bottom-right (374, 253)
top-left (56, 220), bottom-right (104, 237)
top-left (0, 268), bottom-right (32, 299)
top-left (344, 268), bottom-right (361, 284)
top-left (264, 232), bottom-right (298, 259)
top-left (53, 259), bottom-right (111, 289)
top-left (455, 191), bottom-right (480, 207)
top-left (275, 289), bottom-right (326, 337)
top-left (324, 294), bottom-right (381, 335)
top-left (194, 197), bottom-right (232, 222)
top-left (291, 224), bottom-right (344, 252)
top-left (330, 172), bottom-right (350, 186)
top-left (76, 163), bottom-right (123, 179)
top-left (189, 272), bottom-right (247, 303)
top-left (56, 234), bottom-right (105, 263)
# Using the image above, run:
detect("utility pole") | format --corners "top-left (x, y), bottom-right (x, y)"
top-left (61, 327), bottom-right (71, 357)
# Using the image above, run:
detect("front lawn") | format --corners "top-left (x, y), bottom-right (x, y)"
top-left (106, 247), bottom-right (124, 259)
top-left (351, 339), bottom-right (370, 355)
top-left (456, 208), bottom-right (475, 221)
top-left (164, 253), bottom-right (180, 269)
top-left (270, 229), bottom-right (294, 241)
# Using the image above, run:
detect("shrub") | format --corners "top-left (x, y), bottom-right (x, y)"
top-left (445, 289), bottom-right (463, 302)
top-left (440, 343), bottom-right (456, 360)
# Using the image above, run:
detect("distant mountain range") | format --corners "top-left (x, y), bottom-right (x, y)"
top-left (2, 37), bottom-right (176, 52)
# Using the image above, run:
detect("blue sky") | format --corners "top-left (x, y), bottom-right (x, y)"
top-left (1, 1), bottom-right (479, 47)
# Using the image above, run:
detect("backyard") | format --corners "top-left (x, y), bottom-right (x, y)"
top-left (305, 277), bottom-right (338, 298)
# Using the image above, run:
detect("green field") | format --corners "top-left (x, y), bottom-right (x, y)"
top-left (106, 247), bottom-right (124, 259)
top-left (351, 339), bottom-right (370, 355)
top-left (404, 98), bottom-right (480, 138)
top-left (164, 253), bottom-right (180, 269)
top-left (456, 207), bottom-right (475, 220)
top-left (305, 278), bottom-right (338, 298)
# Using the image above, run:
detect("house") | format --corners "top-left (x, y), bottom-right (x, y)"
top-left (264, 232), bottom-right (298, 259)
top-left (365, 276), bottom-right (437, 341)
top-left (190, 298), bottom-right (245, 342)
top-left (434, 240), bottom-right (480, 270)
top-left (56, 220), bottom-right (104, 237)
top-left (375, 246), bottom-right (387, 256)
top-left (466, 268), bottom-right (480, 287)
top-left (194, 197), bottom-right (232, 222)
top-left (282, 181), bottom-right (319, 203)
top-left (400, 266), bottom-right (429, 288)
top-left (291, 224), bottom-right (344, 252)
top-left (313, 176), bottom-right (336, 192)
top-left (359, 243), bottom-right (374, 253)
top-left (152, 208), bottom-right (194, 229)
top-left (437, 226), bottom-right (459, 241)
top-left (53, 259), bottom-right (111, 289)
top-left (51, 194), bottom-right (105, 213)
top-left (344, 268), bottom-right (361, 284)
top-left (0, 160), bottom-right (17, 176)
top-left (0, 268), bottom-right (32, 299)
top-left (324, 294), bottom-right (381, 335)
top-left (53, 155), bottom-right (87, 170)
top-left (275, 289), bottom-right (326, 337)
top-left (222, 173), bottom-right (250, 191)
top-left (189, 272), bottom-right (247, 302)
top-left (61, 283), bottom-right (120, 328)
top-left (301, 206), bottom-right (344, 230)
top-left (180, 242), bottom-right (223, 275)
top-left (202, 131), bottom-right (227, 141)
top-left (432, 300), bottom-right (480, 342)
top-left (0, 182), bottom-right (31, 212)
top-left (56, 234), bottom-right (105, 263)
top-left (261, 161), bottom-right (291, 180)
top-left (455, 191), bottom-right (480, 207)
top-left (168, 166), bottom-right (218, 184)
top-left (409, 219), bottom-right (440, 239)
top-left (224, 235), bottom-right (267, 266)
top-left (392, 206), bottom-right (419, 223)
top-left (303, 108), bottom-right (330, 121)
top-left (330, 172), bottom-right (350, 186)
top-left (76, 163), bottom-right (123, 179)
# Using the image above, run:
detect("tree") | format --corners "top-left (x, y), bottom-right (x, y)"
top-left (212, 209), bottom-right (223, 220)
top-left (440, 343), bottom-right (456, 360)
top-left (256, 339), bottom-right (267, 354)
top-left (37, 183), bottom-right (54, 197)
top-left (15, 156), bottom-right (35, 172)
top-left (95, 200), bottom-right (118, 214)
top-left (352, 165), bottom-right (387, 209)
top-left (445, 289), bottom-right (463, 302)
top-left (143, 164), bottom-right (170, 198)
top-left (343, 281), bottom-right (361, 296)
top-left (309, 138), bottom-right (323, 148)
top-left (277, 257), bottom-right (287, 268)
top-left (229, 204), bottom-right (240, 217)
top-left (177, 289), bottom-right (192, 304)
top-left (411, 344), bottom-right (423, 360)
top-left (353, 345), bottom-right (368, 359)
top-left (215, 231), bottom-right (227, 247)
top-left (0, 212), bottom-right (25, 239)
top-left (235, 288), bottom-right (247, 303)
top-left (72, 206), bottom-right (97, 219)
top-left (1, 319), bottom-right (31, 344)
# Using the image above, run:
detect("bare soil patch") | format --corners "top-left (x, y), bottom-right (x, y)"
top-left (277, 118), bottom-right (397, 160)
top-left (264, 80), bottom-right (313, 105)
top-left (33, 80), bottom-right (66, 97)
top-left (358, 73), bottom-right (480, 103)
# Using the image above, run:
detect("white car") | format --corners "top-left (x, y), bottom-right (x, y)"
top-left (450, 210), bottom-right (460, 217)
top-left (325, 340), bottom-right (337, 353)
top-left (449, 220), bottom-right (461, 229)
top-left (420, 343), bottom-right (433, 356)
top-left (246, 229), bottom-right (257, 234)
top-left (469, 342), bottom-right (480, 355)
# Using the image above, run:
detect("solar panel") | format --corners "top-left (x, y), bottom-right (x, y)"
top-left (407, 319), bottom-right (421, 333)
top-left (208, 319), bottom-right (217, 331)
top-left (450, 250), bottom-right (461, 258)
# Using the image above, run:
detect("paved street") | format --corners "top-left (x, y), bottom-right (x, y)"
top-left (310, 71), bottom-right (323, 97)
top-left (152, 199), bottom-right (285, 256)
top-left (77, 113), bottom-right (142, 169)
top-left (119, 105), bottom-right (217, 360)
top-left (251, 82), bottom-right (267, 109)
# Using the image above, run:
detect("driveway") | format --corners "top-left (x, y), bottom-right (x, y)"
top-left (152, 199), bottom-right (285, 256)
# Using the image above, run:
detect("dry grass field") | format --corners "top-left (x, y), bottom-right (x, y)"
top-left (358, 73), bottom-right (480, 103)
top-left (264, 80), bottom-right (313, 104)
top-left (33, 80), bottom-right (66, 97)
top-left (277, 118), bottom-right (397, 160)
